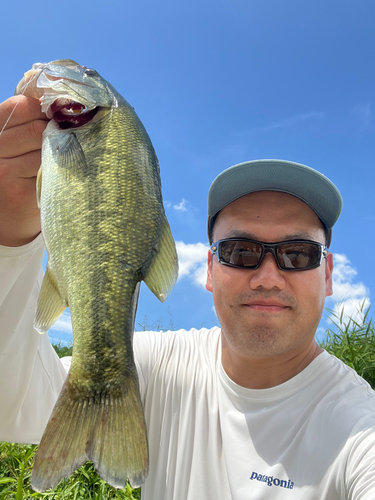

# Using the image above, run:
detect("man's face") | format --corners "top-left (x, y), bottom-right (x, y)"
top-left (206, 191), bottom-right (333, 359)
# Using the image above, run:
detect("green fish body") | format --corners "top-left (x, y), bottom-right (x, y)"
top-left (15, 60), bottom-right (178, 492)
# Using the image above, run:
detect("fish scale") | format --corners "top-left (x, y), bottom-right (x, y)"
top-left (15, 59), bottom-right (178, 491)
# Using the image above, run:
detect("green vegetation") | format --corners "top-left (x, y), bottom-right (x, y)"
top-left (0, 442), bottom-right (140, 499)
top-left (2, 305), bottom-right (375, 498)
top-left (51, 341), bottom-right (73, 358)
top-left (319, 302), bottom-right (375, 389)
top-left (136, 310), bottom-right (175, 332)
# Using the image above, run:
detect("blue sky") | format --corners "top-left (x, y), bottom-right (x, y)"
top-left (1, 0), bottom-right (375, 343)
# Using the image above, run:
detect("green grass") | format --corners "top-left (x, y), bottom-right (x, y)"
top-left (319, 301), bottom-right (375, 389)
top-left (51, 341), bottom-right (73, 358)
top-left (0, 442), bottom-right (141, 499)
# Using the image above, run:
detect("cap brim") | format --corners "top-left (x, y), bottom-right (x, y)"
top-left (208, 159), bottom-right (342, 229)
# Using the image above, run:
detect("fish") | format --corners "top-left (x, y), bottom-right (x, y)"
top-left (14, 59), bottom-right (178, 492)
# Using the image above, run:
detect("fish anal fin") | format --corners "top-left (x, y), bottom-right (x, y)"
top-left (31, 376), bottom-right (148, 492)
top-left (34, 268), bottom-right (66, 333)
top-left (144, 216), bottom-right (178, 302)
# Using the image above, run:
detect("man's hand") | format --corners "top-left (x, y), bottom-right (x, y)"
top-left (0, 95), bottom-right (48, 247)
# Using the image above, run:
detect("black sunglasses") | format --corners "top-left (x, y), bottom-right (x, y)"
top-left (210, 238), bottom-right (328, 272)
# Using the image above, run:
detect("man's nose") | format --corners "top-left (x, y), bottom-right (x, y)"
top-left (249, 252), bottom-right (286, 290)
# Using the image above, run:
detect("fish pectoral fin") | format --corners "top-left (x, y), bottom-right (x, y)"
top-left (144, 216), bottom-right (179, 303)
top-left (31, 375), bottom-right (148, 492)
top-left (34, 267), bottom-right (67, 333)
top-left (36, 168), bottom-right (42, 208)
top-left (57, 132), bottom-right (88, 173)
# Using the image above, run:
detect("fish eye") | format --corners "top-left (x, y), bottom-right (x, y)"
top-left (84, 68), bottom-right (97, 76)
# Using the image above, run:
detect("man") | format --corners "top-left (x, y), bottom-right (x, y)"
top-left (1, 95), bottom-right (375, 499)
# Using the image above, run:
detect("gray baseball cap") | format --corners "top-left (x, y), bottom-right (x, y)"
top-left (207, 159), bottom-right (342, 247)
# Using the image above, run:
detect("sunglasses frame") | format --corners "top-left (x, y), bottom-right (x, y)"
top-left (210, 238), bottom-right (328, 272)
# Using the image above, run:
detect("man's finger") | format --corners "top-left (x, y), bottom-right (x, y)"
top-left (0, 119), bottom-right (47, 158)
top-left (0, 150), bottom-right (42, 180)
top-left (0, 95), bottom-right (47, 130)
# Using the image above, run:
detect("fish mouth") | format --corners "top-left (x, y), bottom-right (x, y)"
top-left (49, 98), bottom-right (100, 129)
top-left (15, 62), bottom-right (103, 129)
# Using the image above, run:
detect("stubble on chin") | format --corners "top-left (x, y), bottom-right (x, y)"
top-left (222, 321), bottom-right (288, 358)
top-left (219, 291), bottom-right (301, 358)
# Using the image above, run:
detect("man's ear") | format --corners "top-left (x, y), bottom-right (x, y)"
top-left (325, 252), bottom-right (334, 298)
top-left (206, 249), bottom-right (213, 293)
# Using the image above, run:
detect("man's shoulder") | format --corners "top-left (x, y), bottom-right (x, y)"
top-left (320, 351), bottom-right (375, 421)
top-left (134, 326), bottom-right (221, 350)
top-left (325, 351), bottom-right (375, 393)
top-left (134, 326), bottom-right (222, 374)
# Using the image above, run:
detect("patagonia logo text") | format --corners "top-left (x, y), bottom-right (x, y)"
top-left (250, 471), bottom-right (294, 489)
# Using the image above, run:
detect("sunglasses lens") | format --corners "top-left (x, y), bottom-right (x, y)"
top-left (216, 239), bottom-right (323, 270)
top-left (219, 240), bottom-right (263, 268)
top-left (277, 242), bottom-right (320, 269)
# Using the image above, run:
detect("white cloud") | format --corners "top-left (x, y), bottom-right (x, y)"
top-left (173, 199), bottom-right (188, 211)
top-left (352, 102), bottom-right (372, 130)
top-left (49, 309), bottom-right (73, 335)
top-left (176, 241), bottom-right (210, 287)
top-left (332, 298), bottom-right (371, 325)
top-left (354, 102), bottom-right (371, 118)
top-left (315, 326), bottom-right (325, 338)
top-left (253, 112), bottom-right (324, 132)
top-left (327, 253), bottom-right (370, 324)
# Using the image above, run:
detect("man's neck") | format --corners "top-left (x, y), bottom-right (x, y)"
top-left (221, 336), bottom-right (324, 390)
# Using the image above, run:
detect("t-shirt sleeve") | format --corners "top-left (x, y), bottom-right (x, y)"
top-left (60, 356), bottom-right (72, 373)
top-left (133, 330), bottom-right (167, 401)
top-left (346, 424), bottom-right (375, 499)
top-left (0, 235), bottom-right (68, 444)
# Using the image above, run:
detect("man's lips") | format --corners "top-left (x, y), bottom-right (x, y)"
top-left (242, 301), bottom-right (289, 312)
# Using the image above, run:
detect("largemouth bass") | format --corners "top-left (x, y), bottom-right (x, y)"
top-left (15, 60), bottom-right (178, 492)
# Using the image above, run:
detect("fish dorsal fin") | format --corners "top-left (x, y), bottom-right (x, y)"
top-left (36, 168), bottom-right (42, 208)
top-left (144, 216), bottom-right (178, 303)
top-left (34, 267), bottom-right (67, 333)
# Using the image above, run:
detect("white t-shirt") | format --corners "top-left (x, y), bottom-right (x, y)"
top-left (1, 238), bottom-right (375, 499)
top-left (135, 328), bottom-right (375, 500)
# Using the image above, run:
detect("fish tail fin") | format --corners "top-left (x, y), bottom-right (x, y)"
top-left (31, 377), bottom-right (148, 492)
